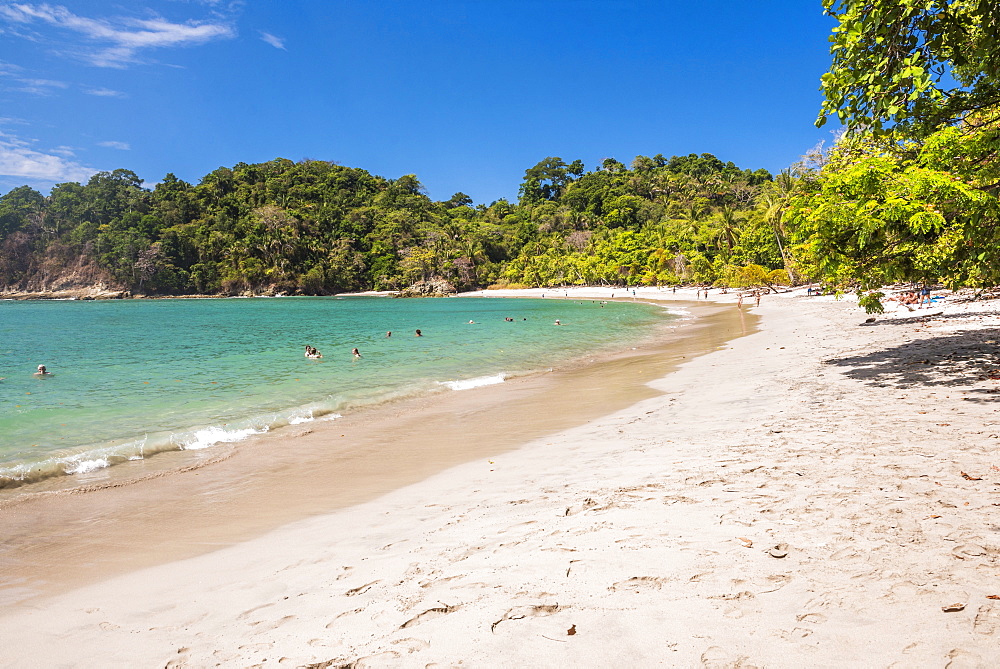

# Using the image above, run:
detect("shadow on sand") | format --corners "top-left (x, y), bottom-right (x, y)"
top-left (824, 317), bottom-right (1000, 402)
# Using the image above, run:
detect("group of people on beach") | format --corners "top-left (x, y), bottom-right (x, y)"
top-left (890, 286), bottom-right (933, 309)
top-left (736, 291), bottom-right (763, 308)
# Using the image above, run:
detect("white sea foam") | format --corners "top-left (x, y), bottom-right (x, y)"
top-left (320, 413), bottom-right (343, 422)
top-left (288, 412), bottom-right (314, 425)
top-left (438, 372), bottom-right (506, 391)
top-left (176, 426), bottom-right (267, 450)
top-left (664, 307), bottom-right (691, 317)
top-left (65, 458), bottom-right (110, 474)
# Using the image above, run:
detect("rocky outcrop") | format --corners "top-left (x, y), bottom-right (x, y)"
top-left (394, 279), bottom-right (458, 298)
top-left (0, 284), bottom-right (131, 300)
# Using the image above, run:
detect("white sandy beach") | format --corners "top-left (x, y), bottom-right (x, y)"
top-left (3, 286), bottom-right (1000, 667)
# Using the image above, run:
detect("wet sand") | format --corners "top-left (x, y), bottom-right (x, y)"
top-left (0, 299), bottom-right (751, 607)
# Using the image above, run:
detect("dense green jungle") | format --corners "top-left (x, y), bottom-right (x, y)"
top-left (3, 0), bottom-right (1000, 306)
top-left (0, 153), bottom-right (789, 295)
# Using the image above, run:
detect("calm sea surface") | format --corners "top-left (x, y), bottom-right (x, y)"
top-left (0, 296), bottom-right (675, 487)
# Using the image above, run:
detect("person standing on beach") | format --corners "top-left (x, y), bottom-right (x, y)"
top-left (919, 285), bottom-right (931, 308)
top-left (755, 292), bottom-right (761, 307)
top-left (737, 294), bottom-right (743, 308)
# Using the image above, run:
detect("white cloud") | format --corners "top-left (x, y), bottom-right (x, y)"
top-left (83, 87), bottom-right (126, 98)
top-left (258, 31), bottom-right (285, 50)
top-left (14, 77), bottom-right (67, 95)
top-left (0, 133), bottom-right (97, 182)
top-left (0, 3), bottom-right (236, 67)
top-left (97, 140), bottom-right (130, 150)
top-left (50, 145), bottom-right (76, 157)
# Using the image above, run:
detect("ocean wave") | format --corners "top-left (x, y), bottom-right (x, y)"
top-left (438, 372), bottom-right (506, 391)
top-left (64, 458), bottom-right (110, 474)
top-left (173, 425), bottom-right (268, 450)
top-left (288, 411), bottom-right (314, 425)
top-left (0, 422), bottom-right (272, 489)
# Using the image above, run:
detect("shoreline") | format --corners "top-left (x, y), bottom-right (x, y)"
top-left (0, 291), bottom-right (669, 492)
top-left (0, 295), bottom-right (749, 608)
top-left (5, 287), bottom-right (1000, 666)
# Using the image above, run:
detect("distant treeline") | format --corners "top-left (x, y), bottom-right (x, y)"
top-left (0, 153), bottom-right (798, 295)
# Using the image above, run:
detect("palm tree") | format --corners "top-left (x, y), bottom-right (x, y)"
top-left (716, 205), bottom-right (741, 256)
top-left (756, 170), bottom-right (799, 274)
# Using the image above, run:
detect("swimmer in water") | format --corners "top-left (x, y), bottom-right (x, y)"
top-left (415, 329), bottom-right (422, 337)
top-left (34, 364), bottom-right (51, 376)
top-left (352, 347), bottom-right (362, 359)
top-left (386, 331), bottom-right (392, 337)
top-left (554, 319), bottom-right (561, 325)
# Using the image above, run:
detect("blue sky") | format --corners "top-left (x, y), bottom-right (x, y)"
top-left (0, 1), bottom-right (837, 204)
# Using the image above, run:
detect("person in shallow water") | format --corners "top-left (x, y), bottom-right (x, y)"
top-left (34, 364), bottom-right (51, 375)
top-left (415, 329), bottom-right (422, 336)
top-left (352, 347), bottom-right (362, 359)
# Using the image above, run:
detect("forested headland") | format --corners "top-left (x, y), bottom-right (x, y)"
top-left (0, 153), bottom-right (791, 296)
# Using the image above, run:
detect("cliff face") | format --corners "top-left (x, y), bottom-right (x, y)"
top-left (1, 252), bottom-right (125, 298)
top-left (394, 279), bottom-right (458, 298)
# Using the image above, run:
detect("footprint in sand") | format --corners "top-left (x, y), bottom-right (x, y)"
top-left (250, 614), bottom-right (295, 633)
top-left (342, 650), bottom-right (401, 667)
top-left (945, 647), bottom-right (984, 668)
top-left (743, 573), bottom-right (792, 594)
top-left (800, 592), bottom-right (840, 610)
top-left (391, 637), bottom-right (431, 653)
top-left (699, 645), bottom-right (755, 668)
top-left (418, 574), bottom-right (464, 589)
top-left (795, 612), bottom-right (828, 624)
top-left (400, 604), bottom-right (459, 629)
top-left (609, 576), bottom-right (669, 592)
top-left (563, 498), bottom-right (599, 516)
top-left (237, 602), bottom-right (275, 620)
top-left (491, 604), bottom-right (561, 632)
top-left (974, 602), bottom-right (1000, 635)
top-left (344, 580), bottom-right (380, 596)
top-left (212, 650), bottom-right (240, 661)
top-left (324, 608), bottom-right (363, 628)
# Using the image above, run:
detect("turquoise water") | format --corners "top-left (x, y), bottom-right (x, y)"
top-left (0, 296), bottom-right (673, 487)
